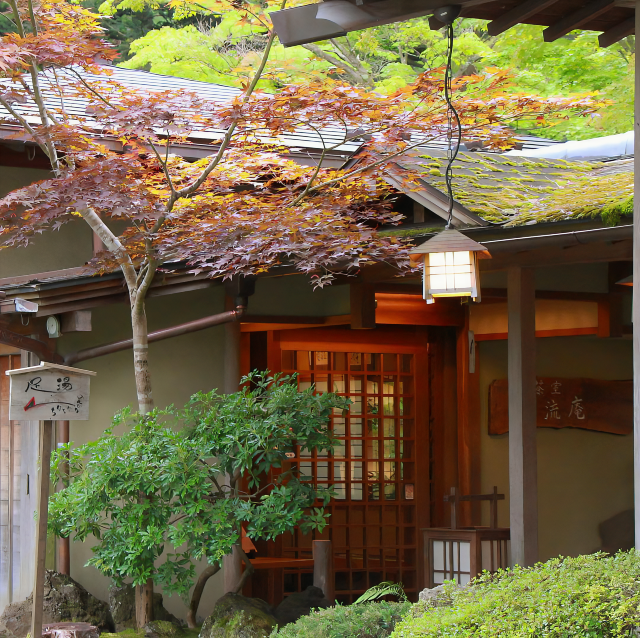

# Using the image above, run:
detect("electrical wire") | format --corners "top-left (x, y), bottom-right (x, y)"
top-left (444, 21), bottom-right (462, 230)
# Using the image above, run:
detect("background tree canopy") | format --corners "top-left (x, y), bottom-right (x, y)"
top-left (92, 0), bottom-right (632, 140)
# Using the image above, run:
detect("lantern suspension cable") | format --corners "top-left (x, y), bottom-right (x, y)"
top-left (438, 7), bottom-right (462, 229)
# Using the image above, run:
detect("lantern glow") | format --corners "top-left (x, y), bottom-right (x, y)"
top-left (409, 230), bottom-right (490, 304)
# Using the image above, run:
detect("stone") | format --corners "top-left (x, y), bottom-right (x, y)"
top-left (144, 620), bottom-right (184, 638)
top-left (418, 584), bottom-right (461, 607)
top-left (108, 583), bottom-right (182, 632)
top-left (41, 622), bottom-right (99, 638)
top-left (199, 593), bottom-right (277, 638)
top-left (0, 571), bottom-right (114, 638)
top-left (273, 586), bottom-right (330, 626)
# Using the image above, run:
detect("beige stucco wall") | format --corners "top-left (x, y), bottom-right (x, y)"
top-left (55, 287), bottom-right (228, 623)
top-left (0, 167), bottom-right (94, 277)
top-left (478, 335), bottom-right (633, 561)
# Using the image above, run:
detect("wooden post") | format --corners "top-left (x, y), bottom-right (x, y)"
top-left (31, 420), bottom-right (53, 638)
top-left (312, 540), bottom-right (334, 604)
top-left (56, 420), bottom-right (70, 576)
top-left (223, 295), bottom-right (243, 593)
top-left (635, 0), bottom-right (640, 549)
top-left (507, 266), bottom-right (538, 566)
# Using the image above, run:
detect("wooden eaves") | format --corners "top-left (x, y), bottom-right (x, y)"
top-left (270, 0), bottom-right (636, 48)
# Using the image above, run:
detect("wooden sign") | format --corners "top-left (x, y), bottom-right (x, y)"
top-left (489, 377), bottom-right (632, 436)
top-left (6, 362), bottom-right (96, 421)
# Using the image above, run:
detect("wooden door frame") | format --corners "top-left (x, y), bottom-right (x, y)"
top-left (266, 324), bottom-right (431, 595)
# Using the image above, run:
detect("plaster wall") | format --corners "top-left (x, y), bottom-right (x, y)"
top-left (0, 167), bottom-right (93, 278)
top-left (55, 287), bottom-right (229, 624)
top-left (478, 335), bottom-right (633, 560)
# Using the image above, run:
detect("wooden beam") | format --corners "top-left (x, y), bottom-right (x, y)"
top-left (60, 310), bottom-right (92, 333)
top-left (487, 0), bottom-right (558, 35)
top-left (457, 311), bottom-right (481, 527)
top-left (507, 266), bottom-right (538, 567)
top-left (0, 326), bottom-right (61, 363)
top-left (481, 238), bottom-right (632, 271)
top-left (30, 420), bottom-right (53, 638)
top-left (543, 0), bottom-right (615, 41)
top-left (483, 288), bottom-right (611, 303)
top-left (599, 15), bottom-right (635, 47)
top-left (350, 282), bottom-right (376, 330)
top-left (312, 540), bottom-right (334, 603)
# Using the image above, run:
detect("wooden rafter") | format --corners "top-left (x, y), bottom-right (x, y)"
top-left (599, 15), bottom-right (636, 46)
top-left (543, 0), bottom-right (616, 41)
top-left (487, 0), bottom-right (559, 36)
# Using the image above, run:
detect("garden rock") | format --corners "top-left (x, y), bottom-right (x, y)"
top-left (144, 620), bottom-right (184, 638)
top-left (109, 584), bottom-right (182, 631)
top-left (273, 586), bottom-right (331, 626)
top-left (418, 584), bottom-right (462, 607)
top-left (199, 593), bottom-right (277, 638)
top-left (42, 621), bottom-right (100, 638)
top-left (0, 571), bottom-right (114, 638)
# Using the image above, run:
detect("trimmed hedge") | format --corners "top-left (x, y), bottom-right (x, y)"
top-left (272, 601), bottom-right (410, 638)
top-left (392, 551), bottom-right (640, 637)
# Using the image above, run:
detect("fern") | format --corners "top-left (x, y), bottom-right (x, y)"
top-left (354, 581), bottom-right (408, 604)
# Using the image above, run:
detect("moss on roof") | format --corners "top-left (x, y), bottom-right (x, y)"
top-left (396, 151), bottom-right (633, 227)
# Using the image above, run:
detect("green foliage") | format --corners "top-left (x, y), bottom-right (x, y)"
top-left (272, 601), bottom-right (410, 638)
top-left (393, 552), bottom-right (640, 637)
top-left (48, 371), bottom-right (349, 600)
top-left (120, 12), bottom-right (332, 89)
top-left (113, 7), bottom-right (634, 136)
top-left (355, 582), bottom-right (408, 604)
top-left (81, 0), bottom-right (209, 60)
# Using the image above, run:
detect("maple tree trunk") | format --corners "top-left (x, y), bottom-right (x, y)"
top-left (132, 300), bottom-right (154, 414)
top-left (132, 298), bottom-right (155, 627)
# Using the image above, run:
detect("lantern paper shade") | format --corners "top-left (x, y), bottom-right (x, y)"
top-left (409, 230), bottom-right (490, 304)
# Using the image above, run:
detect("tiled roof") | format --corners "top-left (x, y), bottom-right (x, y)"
top-left (394, 148), bottom-right (633, 227)
top-left (0, 66), bottom-right (362, 156)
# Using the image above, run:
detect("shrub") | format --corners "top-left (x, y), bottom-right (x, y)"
top-left (272, 601), bottom-right (410, 638)
top-left (393, 551), bottom-right (640, 637)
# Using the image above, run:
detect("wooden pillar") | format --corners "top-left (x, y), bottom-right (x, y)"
top-left (507, 266), bottom-right (538, 566)
top-left (31, 420), bottom-right (53, 638)
top-left (312, 540), bottom-right (334, 604)
top-left (56, 420), bottom-right (70, 576)
top-left (223, 294), bottom-right (243, 593)
top-left (634, 0), bottom-right (640, 549)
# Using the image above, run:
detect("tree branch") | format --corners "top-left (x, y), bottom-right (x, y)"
top-left (174, 0), bottom-right (288, 200)
top-left (301, 43), bottom-right (365, 86)
top-left (231, 546), bottom-right (254, 594)
top-left (79, 207), bottom-right (138, 292)
top-left (187, 563), bottom-right (220, 628)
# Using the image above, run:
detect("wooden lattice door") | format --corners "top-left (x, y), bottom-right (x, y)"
top-left (268, 329), bottom-right (429, 604)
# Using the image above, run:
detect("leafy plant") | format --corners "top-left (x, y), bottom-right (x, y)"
top-left (393, 551), bottom-right (640, 637)
top-left (48, 371), bottom-right (349, 628)
top-left (355, 582), bottom-right (408, 604)
top-left (272, 601), bottom-right (410, 638)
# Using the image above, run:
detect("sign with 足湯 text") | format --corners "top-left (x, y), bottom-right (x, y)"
top-left (6, 362), bottom-right (96, 420)
top-left (488, 377), bottom-right (632, 436)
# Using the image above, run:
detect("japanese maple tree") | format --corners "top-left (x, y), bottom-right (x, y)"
top-left (0, 0), bottom-right (599, 625)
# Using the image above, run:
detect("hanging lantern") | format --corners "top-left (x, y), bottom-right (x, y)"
top-left (409, 229), bottom-right (491, 304)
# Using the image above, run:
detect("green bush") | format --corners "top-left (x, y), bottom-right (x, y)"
top-left (393, 551), bottom-right (640, 637)
top-left (272, 601), bottom-right (410, 638)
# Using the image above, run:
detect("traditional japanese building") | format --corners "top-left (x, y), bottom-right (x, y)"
top-left (0, 66), bottom-right (634, 618)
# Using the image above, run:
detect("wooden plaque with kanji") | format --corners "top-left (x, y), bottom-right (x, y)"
top-left (489, 377), bottom-right (632, 436)
top-left (6, 362), bottom-right (96, 420)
